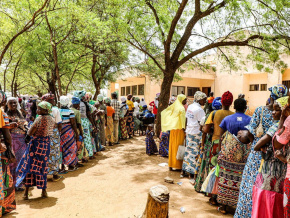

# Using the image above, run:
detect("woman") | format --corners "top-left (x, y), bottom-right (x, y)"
top-left (25, 98), bottom-right (33, 122)
top-left (6, 97), bottom-right (28, 188)
top-left (0, 91), bottom-right (16, 215)
top-left (161, 94), bottom-right (187, 171)
top-left (145, 124), bottom-right (158, 155)
top-left (16, 101), bottom-right (55, 200)
top-left (181, 91), bottom-right (207, 182)
top-left (120, 97), bottom-right (128, 140)
top-left (235, 84), bottom-right (288, 218)
top-left (126, 94), bottom-right (135, 138)
top-left (105, 97), bottom-right (115, 146)
top-left (59, 96), bottom-right (79, 171)
top-left (159, 131), bottom-right (169, 157)
top-left (251, 97), bottom-right (288, 218)
top-left (74, 91), bottom-right (96, 159)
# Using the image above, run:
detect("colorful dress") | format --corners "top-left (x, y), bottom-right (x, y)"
top-left (126, 100), bottom-right (134, 136)
top-left (16, 115), bottom-right (55, 190)
top-left (235, 106), bottom-right (275, 218)
top-left (106, 106), bottom-right (115, 144)
top-left (25, 101), bottom-right (33, 122)
top-left (217, 132), bottom-right (251, 207)
top-left (159, 132), bottom-right (169, 157)
top-left (99, 103), bottom-right (107, 145)
top-left (145, 130), bottom-right (158, 155)
top-left (119, 103), bottom-right (128, 139)
top-left (59, 108), bottom-right (78, 167)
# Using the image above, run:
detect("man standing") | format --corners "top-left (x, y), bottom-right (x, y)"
top-left (111, 92), bottom-right (120, 144)
top-left (97, 94), bottom-right (107, 146)
top-left (41, 93), bottom-right (63, 181)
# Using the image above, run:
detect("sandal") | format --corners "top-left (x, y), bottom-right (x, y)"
top-left (52, 175), bottom-right (63, 182)
top-left (218, 206), bottom-right (227, 214)
top-left (23, 194), bottom-right (29, 200)
top-left (209, 197), bottom-right (217, 206)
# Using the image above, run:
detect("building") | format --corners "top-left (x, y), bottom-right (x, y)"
top-left (108, 52), bottom-right (290, 113)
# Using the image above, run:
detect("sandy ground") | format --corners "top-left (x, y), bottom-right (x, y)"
top-left (6, 136), bottom-right (233, 218)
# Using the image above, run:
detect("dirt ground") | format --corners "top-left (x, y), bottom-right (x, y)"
top-left (6, 136), bottom-right (233, 218)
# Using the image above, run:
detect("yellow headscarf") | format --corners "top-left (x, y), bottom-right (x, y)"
top-left (161, 94), bottom-right (186, 132)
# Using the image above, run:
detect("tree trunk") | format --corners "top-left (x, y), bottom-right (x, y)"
top-left (13, 82), bottom-right (18, 97)
top-left (141, 185), bottom-right (169, 218)
top-left (52, 45), bottom-right (62, 96)
top-left (156, 70), bottom-right (175, 136)
top-left (91, 54), bottom-right (102, 100)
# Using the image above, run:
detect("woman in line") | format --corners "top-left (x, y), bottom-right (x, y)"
top-left (16, 101), bottom-right (55, 200)
top-left (159, 131), bottom-right (169, 157)
top-left (105, 97), bottom-right (115, 146)
top-left (161, 94), bottom-right (187, 171)
top-left (126, 94), bottom-right (135, 139)
top-left (194, 97), bottom-right (219, 192)
top-left (97, 94), bottom-right (107, 146)
top-left (145, 124), bottom-right (158, 155)
top-left (119, 97), bottom-right (128, 140)
top-left (251, 97), bottom-right (288, 218)
top-left (59, 96), bottom-right (79, 172)
top-left (216, 98), bottom-right (252, 214)
top-left (0, 91), bottom-right (16, 215)
top-left (74, 91), bottom-right (96, 159)
top-left (235, 84), bottom-right (288, 218)
top-left (181, 91), bottom-right (207, 183)
top-left (6, 97), bottom-right (28, 188)
top-left (25, 98), bottom-right (33, 122)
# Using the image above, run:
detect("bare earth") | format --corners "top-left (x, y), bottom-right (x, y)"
top-left (6, 136), bottom-right (233, 218)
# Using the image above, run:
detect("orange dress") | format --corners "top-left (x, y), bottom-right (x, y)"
top-left (168, 129), bottom-right (185, 169)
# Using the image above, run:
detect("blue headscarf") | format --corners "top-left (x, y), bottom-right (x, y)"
top-left (268, 84), bottom-right (288, 100)
top-left (73, 90), bottom-right (86, 99)
top-left (72, 96), bottom-right (80, 105)
top-left (212, 97), bottom-right (222, 110)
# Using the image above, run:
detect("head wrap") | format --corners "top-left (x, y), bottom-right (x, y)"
top-left (269, 84), bottom-right (288, 100)
top-left (97, 94), bottom-right (104, 101)
top-left (156, 93), bottom-right (160, 97)
top-left (194, 91), bottom-right (207, 102)
top-left (7, 97), bottom-right (21, 110)
top-left (42, 93), bottom-right (55, 101)
top-left (112, 91), bottom-right (118, 98)
top-left (104, 97), bottom-right (111, 104)
top-left (212, 97), bottom-right (222, 110)
top-left (170, 96), bottom-right (176, 104)
top-left (143, 105), bottom-right (148, 109)
top-left (121, 97), bottom-right (126, 103)
top-left (135, 97), bottom-right (140, 101)
top-left (276, 96), bottom-right (289, 109)
top-left (72, 96), bottom-right (80, 105)
top-left (73, 91), bottom-right (86, 99)
top-left (89, 100), bottom-right (96, 105)
top-left (18, 98), bottom-right (22, 103)
top-left (140, 98), bottom-right (147, 106)
top-left (0, 91), bottom-right (7, 104)
top-left (161, 94), bottom-right (186, 132)
top-left (221, 91), bottom-right (233, 106)
top-left (148, 106), bottom-right (153, 111)
top-left (59, 96), bottom-right (70, 106)
top-left (38, 101), bottom-right (52, 113)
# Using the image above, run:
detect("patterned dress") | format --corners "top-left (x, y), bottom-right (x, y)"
top-left (235, 106), bottom-right (275, 218)
top-left (182, 133), bottom-right (203, 175)
top-left (16, 115), bottom-right (55, 189)
top-left (126, 110), bottom-right (134, 136)
top-left (159, 132), bottom-right (169, 157)
top-left (145, 130), bottom-right (158, 155)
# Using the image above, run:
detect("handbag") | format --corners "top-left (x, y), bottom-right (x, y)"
top-left (176, 140), bottom-right (186, 160)
top-left (256, 107), bottom-right (264, 137)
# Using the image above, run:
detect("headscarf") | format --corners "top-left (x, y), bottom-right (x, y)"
top-left (73, 91), bottom-right (86, 99)
top-left (38, 101), bottom-right (52, 113)
top-left (269, 84), bottom-right (288, 100)
top-left (112, 91), bottom-right (118, 98)
top-left (276, 96), bottom-right (289, 109)
top-left (89, 100), bottom-right (96, 106)
top-left (42, 93), bottom-right (55, 101)
top-left (140, 98), bottom-right (147, 106)
top-left (7, 97), bottom-right (21, 111)
top-left (0, 91), bottom-right (7, 104)
top-left (161, 94), bottom-right (186, 132)
top-left (212, 97), bottom-right (222, 110)
top-left (135, 97), bottom-right (140, 101)
top-left (156, 93), bottom-right (160, 98)
top-left (59, 96), bottom-right (70, 106)
top-left (221, 91), bottom-right (233, 106)
top-left (18, 98), bottom-right (22, 104)
top-left (72, 96), bottom-right (80, 105)
top-left (154, 97), bottom-right (159, 108)
top-left (97, 94), bottom-right (104, 102)
top-left (143, 105), bottom-right (148, 109)
top-left (194, 91), bottom-right (207, 102)
top-left (148, 106), bottom-right (153, 111)
top-left (121, 97), bottom-right (126, 103)
top-left (170, 96), bottom-right (176, 104)
top-left (104, 97), bottom-right (111, 104)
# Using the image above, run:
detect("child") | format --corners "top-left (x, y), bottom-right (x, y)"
top-left (159, 131), bottom-right (169, 157)
top-left (27, 116), bottom-right (34, 128)
top-left (145, 124), bottom-right (158, 155)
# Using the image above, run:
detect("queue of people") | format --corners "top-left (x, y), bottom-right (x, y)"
top-left (153, 84), bottom-right (290, 217)
top-left (0, 90), bottom-right (154, 216)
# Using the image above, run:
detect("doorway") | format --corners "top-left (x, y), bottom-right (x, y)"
top-left (202, 87), bottom-right (211, 96)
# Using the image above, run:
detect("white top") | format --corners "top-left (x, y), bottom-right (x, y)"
top-left (133, 102), bottom-right (140, 116)
top-left (51, 106), bottom-right (62, 124)
top-left (185, 102), bottom-right (205, 135)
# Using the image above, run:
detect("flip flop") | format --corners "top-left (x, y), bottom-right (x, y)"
top-left (52, 175), bottom-right (64, 182)
top-left (218, 206), bottom-right (227, 214)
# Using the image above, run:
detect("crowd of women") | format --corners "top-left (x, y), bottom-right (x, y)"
top-left (0, 90), bottom-right (153, 216)
top-left (152, 84), bottom-right (290, 217)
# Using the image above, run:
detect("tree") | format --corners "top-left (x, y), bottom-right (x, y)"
top-left (122, 0), bottom-right (290, 134)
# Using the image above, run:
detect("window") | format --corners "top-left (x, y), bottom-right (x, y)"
top-left (121, 87), bottom-right (125, 96)
top-left (132, 85), bottom-right (137, 95)
top-left (249, 84), bottom-right (259, 91)
top-left (138, 84), bottom-right (144, 95)
top-left (126, 86), bottom-right (131, 95)
top-left (187, 87), bottom-right (200, 97)
top-left (171, 86), bottom-right (185, 96)
top-left (283, 80), bottom-right (290, 89)
top-left (260, 84), bottom-right (267, 91)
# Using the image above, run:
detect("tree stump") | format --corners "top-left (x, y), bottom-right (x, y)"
top-left (141, 185), bottom-right (170, 218)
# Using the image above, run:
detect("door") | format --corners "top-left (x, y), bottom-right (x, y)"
top-left (202, 87), bottom-right (211, 96)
